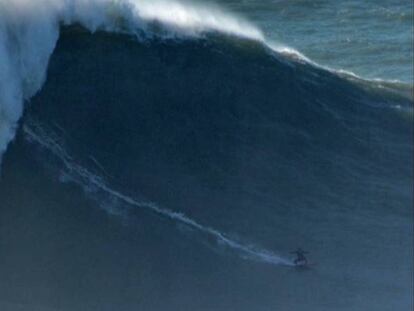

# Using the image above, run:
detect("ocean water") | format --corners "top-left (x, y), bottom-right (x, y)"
top-left (219, 0), bottom-right (414, 83)
top-left (0, 1), bottom-right (413, 311)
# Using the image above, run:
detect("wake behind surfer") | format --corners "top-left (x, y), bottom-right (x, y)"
top-left (291, 248), bottom-right (308, 265)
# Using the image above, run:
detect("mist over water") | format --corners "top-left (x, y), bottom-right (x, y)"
top-left (0, 1), bottom-right (413, 310)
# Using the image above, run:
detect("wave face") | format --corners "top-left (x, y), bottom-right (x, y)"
top-left (0, 1), bottom-right (413, 311)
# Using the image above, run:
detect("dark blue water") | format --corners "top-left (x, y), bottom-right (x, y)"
top-left (1, 26), bottom-right (412, 310)
top-left (0, 1), bottom-right (413, 310)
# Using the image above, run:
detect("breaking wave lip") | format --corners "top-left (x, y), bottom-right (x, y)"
top-left (329, 69), bottom-right (413, 100)
top-left (23, 119), bottom-right (294, 267)
top-left (267, 43), bottom-right (413, 100)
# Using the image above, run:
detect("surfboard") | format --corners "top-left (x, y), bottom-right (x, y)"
top-left (294, 261), bottom-right (316, 269)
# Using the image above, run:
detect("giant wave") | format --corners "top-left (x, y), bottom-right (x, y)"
top-left (1, 0), bottom-right (411, 165)
top-left (0, 1), bottom-right (413, 310)
top-left (4, 22), bottom-right (411, 266)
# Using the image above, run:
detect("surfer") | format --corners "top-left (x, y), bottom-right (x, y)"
top-left (291, 248), bottom-right (308, 265)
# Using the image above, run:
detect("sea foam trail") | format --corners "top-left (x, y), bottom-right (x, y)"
top-left (0, 0), bottom-right (263, 165)
top-left (23, 121), bottom-right (293, 267)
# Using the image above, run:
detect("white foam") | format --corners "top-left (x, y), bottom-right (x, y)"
top-left (23, 120), bottom-right (293, 266)
top-left (267, 41), bottom-right (413, 96)
top-left (128, 0), bottom-right (263, 39)
top-left (0, 0), bottom-right (263, 165)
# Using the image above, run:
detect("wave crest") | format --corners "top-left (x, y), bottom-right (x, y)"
top-left (0, 0), bottom-right (262, 164)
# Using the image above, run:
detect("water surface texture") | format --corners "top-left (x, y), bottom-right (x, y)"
top-left (219, 0), bottom-right (413, 83)
top-left (0, 1), bottom-right (412, 311)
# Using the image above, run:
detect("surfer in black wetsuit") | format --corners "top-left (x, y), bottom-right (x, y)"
top-left (291, 248), bottom-right (308, 265)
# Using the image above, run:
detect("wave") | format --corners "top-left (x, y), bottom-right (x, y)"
top-left (1, 0), bottom-right (412, 167)
top-left (0, 3), bottom-right (412, 309)
top-left (9, 21), bottom-right (408, 269)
